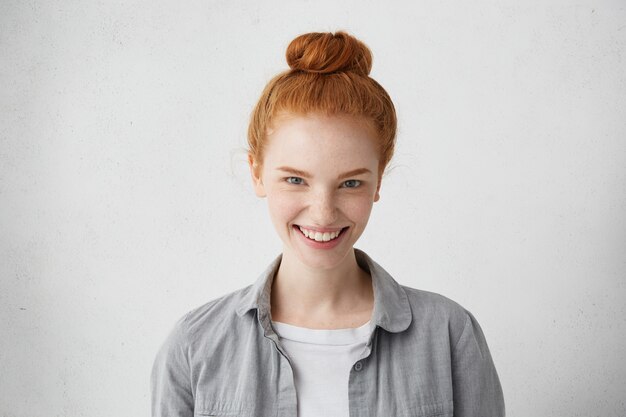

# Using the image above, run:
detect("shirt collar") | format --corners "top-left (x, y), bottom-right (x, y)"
top-left (235, 248), bottom-right (412, 334)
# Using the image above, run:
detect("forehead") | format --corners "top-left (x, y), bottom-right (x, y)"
top-left (264, 113), bottom-right (380, 163)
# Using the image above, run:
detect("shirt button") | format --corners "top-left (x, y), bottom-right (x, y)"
top-left (354, 361), bottom-right (363, 371)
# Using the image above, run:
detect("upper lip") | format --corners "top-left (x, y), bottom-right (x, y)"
top-left (295, 225), bottom-right (347, 233)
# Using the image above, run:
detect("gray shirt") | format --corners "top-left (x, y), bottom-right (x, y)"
top-left (151, 248), bottom-right (505, 417)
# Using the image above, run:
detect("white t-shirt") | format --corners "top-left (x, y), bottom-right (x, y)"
top-left (271, 320), bottom-right (373, 417)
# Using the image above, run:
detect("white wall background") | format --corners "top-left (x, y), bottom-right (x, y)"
top-left (1, 1), bottom-right (625, 416)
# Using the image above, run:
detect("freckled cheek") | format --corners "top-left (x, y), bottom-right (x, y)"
top-left (339, 196), bottom-right (375, 224)
top-left (266, 194), bottom-right (304, 227)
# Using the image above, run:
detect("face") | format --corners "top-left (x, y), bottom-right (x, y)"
top-left (249, 112), bottom-right (382, 271)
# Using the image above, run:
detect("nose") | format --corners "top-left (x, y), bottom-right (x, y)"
top-left (309, 188), bottom-right (338, 225)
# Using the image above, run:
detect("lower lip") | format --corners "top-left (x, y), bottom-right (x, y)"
top-left (293, 225), bottom-right (348, 250)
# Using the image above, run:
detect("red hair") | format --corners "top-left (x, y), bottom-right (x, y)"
top-left (247, 31), bottom-right (397, 177)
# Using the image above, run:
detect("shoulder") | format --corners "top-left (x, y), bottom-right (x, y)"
top-left (180, 284), bottom-right (255, 334)
top-left (402, 285), bottom-right (469, 320)
top-left (400, 285), bottom-right (480, 347)
top-left (161, 284), bottom-right (256, 350)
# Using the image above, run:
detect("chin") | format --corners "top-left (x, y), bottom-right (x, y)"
top-left (294, 246), bottom-right (353, 271)
top-left (280, 226), bottom-right (360, 270)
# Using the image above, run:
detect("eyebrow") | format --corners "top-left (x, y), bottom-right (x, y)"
top-left (276, 166), bottom-right (373, 180)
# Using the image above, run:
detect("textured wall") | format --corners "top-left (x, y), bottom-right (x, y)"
top-left (1, 1), bottom-right (625, 416)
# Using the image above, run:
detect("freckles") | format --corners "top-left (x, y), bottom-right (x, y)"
top-left (268, 195), bottom-right (301, 218)
top-left (341, 197), bottom-right (375, 218)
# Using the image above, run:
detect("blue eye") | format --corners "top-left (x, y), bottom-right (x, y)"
top-left (343, 179), bottom-right (361, 188)
top-left (286, 177), bottom-right (304, 185)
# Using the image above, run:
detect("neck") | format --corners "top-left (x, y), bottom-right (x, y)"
top-left (270, 247), bottom-right (374, 329)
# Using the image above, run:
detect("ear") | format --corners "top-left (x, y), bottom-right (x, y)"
top-left (248, 154), bottom-right (266, 198)
top-left (374, 177), bottom-right (381, 202)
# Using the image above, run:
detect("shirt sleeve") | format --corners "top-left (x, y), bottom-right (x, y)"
top-left (451, 310), bottom-right (505, 417)
top-left (151, 314), bottom-right (194, 417)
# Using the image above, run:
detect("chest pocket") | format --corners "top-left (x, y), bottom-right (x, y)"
top-left (195, 408), bottom-right (252, 416)
top-left (194, 398), bottom-right (252, 416)
top-left (402, 400), bottom-right (453, 417)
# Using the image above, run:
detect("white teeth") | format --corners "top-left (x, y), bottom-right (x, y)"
top-left (298, 226), bottom-right (342, 242)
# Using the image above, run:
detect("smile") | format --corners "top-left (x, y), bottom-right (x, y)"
top-left (297, 226), bottom-right (347, 242)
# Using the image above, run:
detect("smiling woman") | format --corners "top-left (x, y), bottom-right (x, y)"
top-left (251, 112), bottom-right (381, 272)
top-left (151, 31), bottom-right (505, 417)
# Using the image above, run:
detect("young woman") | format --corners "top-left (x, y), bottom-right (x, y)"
top-left (151, 31), bottom-right (505, 417)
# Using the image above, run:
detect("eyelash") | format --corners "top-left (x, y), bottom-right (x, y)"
top-left (285, 177), bottom-right (361, 188)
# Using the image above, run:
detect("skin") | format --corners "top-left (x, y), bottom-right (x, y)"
top-left (248, 112), bottom-right (383, 329)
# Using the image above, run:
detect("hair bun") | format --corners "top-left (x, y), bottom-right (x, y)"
top-left (286, 31), bottom-right (372, 76)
